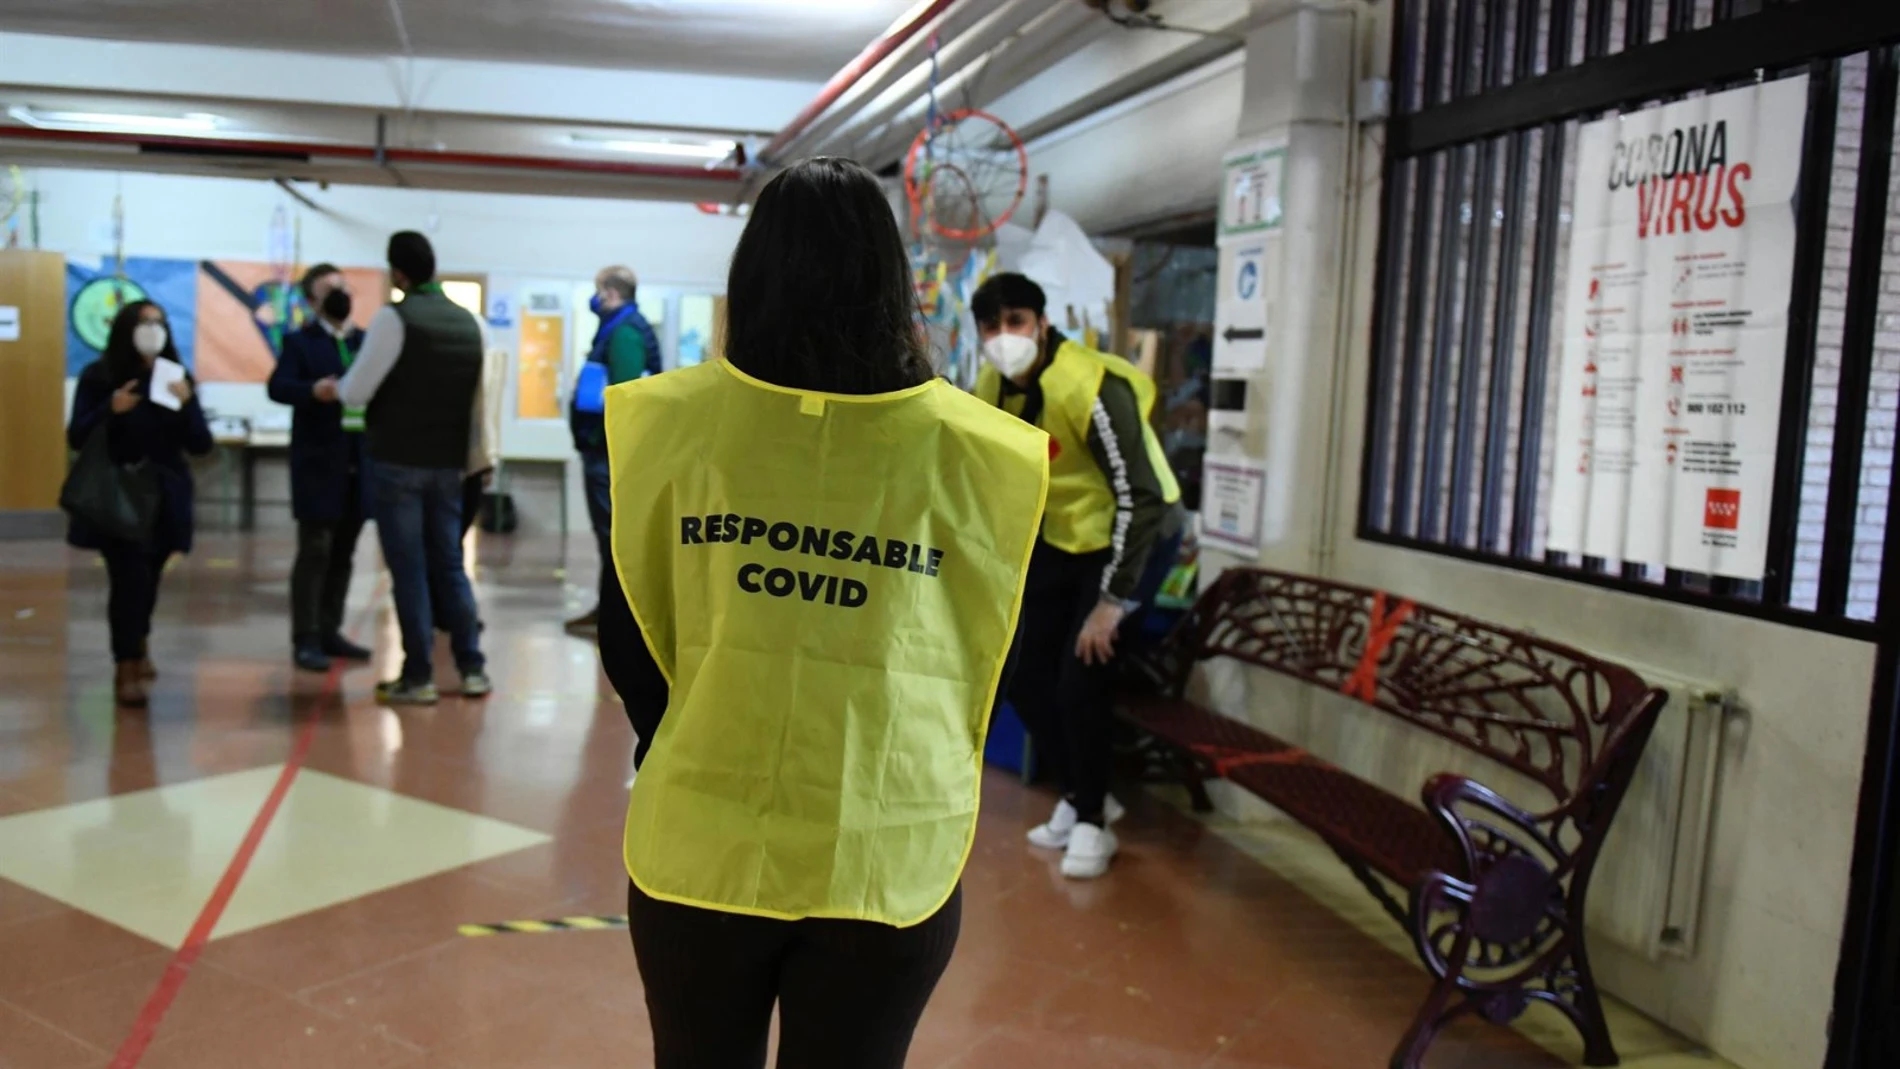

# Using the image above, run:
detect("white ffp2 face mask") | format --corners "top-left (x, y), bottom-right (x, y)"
top-left (132, 323), bottom-right (169, 359)
top-left (982, 331), bottom-right (1040, 378)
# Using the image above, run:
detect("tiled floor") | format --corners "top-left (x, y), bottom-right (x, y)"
top-left (0, 532), bottom-right (1734, 1068)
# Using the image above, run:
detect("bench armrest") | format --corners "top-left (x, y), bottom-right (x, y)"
top-left (1421, 773), bottom-right (1567, 877)
top-left (1122, 641), bottom-right (1194, 696)
top-left (1410, 774), bottom-right (1584, 1037)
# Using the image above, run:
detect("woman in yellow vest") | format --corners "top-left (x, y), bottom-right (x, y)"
top-left (595, 158), bottom-right (1049, 1069)
top-left (971, 273), bottom-right (1185, 880)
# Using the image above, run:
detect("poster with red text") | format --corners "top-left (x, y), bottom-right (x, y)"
top-left (1546, 76), bottom-right (1808, 580)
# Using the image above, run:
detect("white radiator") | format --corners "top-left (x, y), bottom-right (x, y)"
top-left (1585, 667), bottom-right (1733, 962)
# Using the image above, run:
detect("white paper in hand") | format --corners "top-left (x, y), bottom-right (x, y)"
top-left (149, 358), bottom-right (186, 411)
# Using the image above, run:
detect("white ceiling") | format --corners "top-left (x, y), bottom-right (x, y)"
top-left (0, 0), bottom-right (923, 81)
top-left (0, 0), bottom-right (1254, 223)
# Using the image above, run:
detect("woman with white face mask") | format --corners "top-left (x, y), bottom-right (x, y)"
top-left (65, 300), bottom-right (212, 706)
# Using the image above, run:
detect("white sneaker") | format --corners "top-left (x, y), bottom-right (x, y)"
top-left (1060, 823), bottom-right (1119, 880)
top-left (1026, 795), bottom-right (1127, 849)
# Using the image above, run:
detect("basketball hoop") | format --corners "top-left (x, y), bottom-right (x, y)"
top-left (903, 109), bottom-right (1028, 243)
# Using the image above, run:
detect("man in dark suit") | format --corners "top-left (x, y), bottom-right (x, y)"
top-left (268, 263), bottom-right (375, 672)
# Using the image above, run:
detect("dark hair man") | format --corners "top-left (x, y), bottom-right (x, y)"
top-left (337, 231), bottom-right (490, 704)
top-left (969, 271), bottom-right (1186, 880)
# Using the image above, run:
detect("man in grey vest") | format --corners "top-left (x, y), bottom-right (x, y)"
top-left (338, 231), bottom-right (490, 704)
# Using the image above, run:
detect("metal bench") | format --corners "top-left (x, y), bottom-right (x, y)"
top-left (1118, 567), bottom-right (1668, 1069)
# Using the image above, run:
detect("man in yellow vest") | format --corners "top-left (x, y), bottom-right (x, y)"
top-left (971, 272), bottom-right (1185, 880)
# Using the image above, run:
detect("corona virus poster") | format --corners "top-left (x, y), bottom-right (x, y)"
top-left (1547, 76), bottom-right (1808, 581)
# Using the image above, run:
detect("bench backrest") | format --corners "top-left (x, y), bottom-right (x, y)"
top-left (1158, 568), bottom-right (1665, 811)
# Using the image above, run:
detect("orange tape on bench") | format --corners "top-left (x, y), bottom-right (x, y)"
top-left (1340, 592), bottom-right (1414, 702)
top-left (1190, 743), bottom-right (1319, 778)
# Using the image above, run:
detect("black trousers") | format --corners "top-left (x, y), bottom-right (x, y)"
top-left (290, 495), bottom-right (365, 645)
top-left (1006, 531), bottom-right (1183, 825)
top-left (1009, 544), bottom-right (1119, 823)
top-left (101, 543), bottom-right (171, 664)
top-left (627, 881), bottom-right (961, 1069)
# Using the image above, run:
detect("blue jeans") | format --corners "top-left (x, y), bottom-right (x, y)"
top-left (373, 462), bottom-right (484, 683)
top-left (581, 448), bottom-right (614, 607)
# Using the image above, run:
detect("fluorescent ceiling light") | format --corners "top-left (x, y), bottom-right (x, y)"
top-left (568, 133), bottom-right (736, 160)
top-left (6, 105), bottom-right (223, 134)
top-left (658, 0), bottom-right (888, 7)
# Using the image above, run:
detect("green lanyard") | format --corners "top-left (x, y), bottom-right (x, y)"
top-left (337, 331), bottom-right (366, 431)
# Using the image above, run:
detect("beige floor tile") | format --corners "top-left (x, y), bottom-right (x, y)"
top-left (0, 766), bottom-right (548, 948)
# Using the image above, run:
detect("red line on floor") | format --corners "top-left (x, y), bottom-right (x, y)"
top-left (108, 583), bottom-right (387, 1068)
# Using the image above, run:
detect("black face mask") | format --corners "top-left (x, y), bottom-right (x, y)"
top-left (321, 288), bottom-right (353, 322)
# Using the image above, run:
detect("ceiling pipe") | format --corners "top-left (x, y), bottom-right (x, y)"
top-left (0, 124), bottom-right (745, 183)
top-left (772, 0), bottom-right (1018, 163)
top-left (822, 0), bottom-right (1104, 167)
top-left (1009, 28), bottom-right (1245, 148)
top-left (779, 0), bottom-right (1050, 164)
top-left (757, 0), bottom-right (965, 165)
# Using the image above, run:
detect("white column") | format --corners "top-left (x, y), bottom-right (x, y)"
top-left (1203, 2), bottom-right (1363, 575)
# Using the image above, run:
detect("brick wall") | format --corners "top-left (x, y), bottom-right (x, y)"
top-left (1794, 53), bottom-right (1898, 619)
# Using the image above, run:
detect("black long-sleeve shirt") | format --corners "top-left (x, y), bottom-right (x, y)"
top-left (596, 563), bottom-right (668, 768)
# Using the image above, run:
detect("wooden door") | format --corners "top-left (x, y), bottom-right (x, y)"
top-left (0, 250), bottom-right (68, 512)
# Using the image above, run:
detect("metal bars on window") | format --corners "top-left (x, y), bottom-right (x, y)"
top-left (1361, 0), bottom-right (1900, 635)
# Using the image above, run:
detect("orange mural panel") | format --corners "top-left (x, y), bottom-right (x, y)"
top-left (193, 261), bottom-right (387, 383)
top-left (517, 312), bottom-right (565, 421)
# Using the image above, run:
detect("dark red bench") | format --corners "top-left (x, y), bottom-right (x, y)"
top-left (1118, 567), bottom-right (1667, 1069)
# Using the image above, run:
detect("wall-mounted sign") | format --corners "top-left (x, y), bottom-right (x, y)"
top-left (1213, 243), bottom-right (1269, 375)
top-left (1546, 76), bottom-right (1808, 580)
top-left (1219, 138), bottom-right (1287, 244)
top-left (1201, 456), bottom-right (1267, 556)
top-left (486, 291), bottom-right (515, 329)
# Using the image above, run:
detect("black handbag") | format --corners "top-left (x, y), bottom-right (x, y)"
top-left (60, 424), bottom-right (161, 543)
top-left (479, 490), bottom-right (518, 534)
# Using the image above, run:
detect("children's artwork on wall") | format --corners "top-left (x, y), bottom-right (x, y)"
top-left (193, 261), bottom-right (387, 383)
top-left (65, 257), bottom-right (199, 376)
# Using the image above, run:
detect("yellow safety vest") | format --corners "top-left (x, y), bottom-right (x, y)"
top-left (975, 339), bottom-right (1181, 555)
top-left (605, 360), bottom-right (1049, 927)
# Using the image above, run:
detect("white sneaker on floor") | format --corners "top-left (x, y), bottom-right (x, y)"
top-left (1026, 795), bottom-right (1127, 849)
top-left (1060, 823), bottom-right (1119, 880)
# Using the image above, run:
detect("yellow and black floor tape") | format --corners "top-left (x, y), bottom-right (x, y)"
top-left (459, 914), bottom-right (629, 937)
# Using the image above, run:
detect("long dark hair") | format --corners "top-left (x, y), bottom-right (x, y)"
top-left (101, 300), bottom-right (180, 384)
top-left (725, 157), bottom-right (933, 395)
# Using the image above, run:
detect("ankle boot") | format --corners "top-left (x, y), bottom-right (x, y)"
top-left (137, 640), bottom-right (157, 680)
top-left (115, 662), bottom-right (149, 707)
